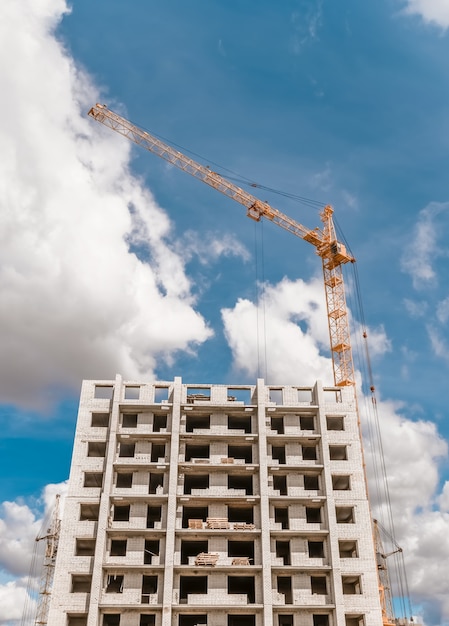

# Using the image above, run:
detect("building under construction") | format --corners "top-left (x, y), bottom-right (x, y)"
top-left (46, 376), bottom-right (384, 626)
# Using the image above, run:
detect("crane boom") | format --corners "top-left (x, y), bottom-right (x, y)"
top-left (88, 103), bottom-right (356, 387)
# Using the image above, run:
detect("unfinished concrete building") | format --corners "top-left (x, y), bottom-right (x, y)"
top-left (47, 376), bottom-right (383, 626)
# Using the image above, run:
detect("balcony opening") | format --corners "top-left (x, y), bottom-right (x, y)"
top-left (184, 474), bottom-right (209, 494)
top-left (91, 412), bottom-right (109, 427)
top-left (116, 472), bottom-right (133, 488)
top-left (305, 506), bottom-right (321, 524)
top-left (228, 474), bottom-right (253, 495)
top-left (274, 507), bottom-right (289, 529)
top-left (228, 413), bottom-right (252, 433)
top-left (311, 576), bottom-right (327, 595)
top-left (186, 413), bottom-right (210, 432)
top-left (299, 415), bottom-right (315, 430)
top-left (94, 385), bottom-right (113, 400)
top-left (304, 474), bottom-right (319, 490)
top-left (302, 446), bottom-right (317, 461)
top-left (326, 415), bottom-right (344, 431)
top-left (228, 505), bottom-right (253, 524)
top-left (151, 443), bottom-right (166, 462)
top-left (67, 615), bottom-right (87, 626)
top-left (119, 442), bottom-right (135, 457)
top-left (278, 616), bottom-right (293, 626)
top-left (110, 539), bottom-right (127, 556)
top-left (228, 617), bottom-right (255, 626)
top-left (185, 443), bottom-right (209, 462)
top-left (103, 616), bottom-right (120, 626)
top-left (228, 387), bottom-right (251, 403)
top-left (84, 472), bottom-right (103, 488)
top-left (329, 445), bottom-right (348, 460)
top-left (155, 386), bottom-right (169, 402)
top-left (147, 505), bottom-right (162, 528)
top-left (79, 504), bottom-right (99, 522)
top-left (140, 616), bottom-right (156, 626)
top-left (270, 416), bottom-right (284, 434)
top-left (142, 575), bottom-right (158, 603)
top-left (87, 441), bottom-right (106, 457)
top-left (182, 506), bottom-right (208, 528)
top-left (179, 616), bottom-right (207, 626)
top-left (228, 540), bottom-right (254, 563)
top-left (125, 386), bottom-right (140, 400)
top-left (75, 538), bottom-right (96, 556)
top-left (113, 504), bottom-right (130, 522)
top-left (149, 472), bottom-right (164, 494)
top-left (272, 446), bottom-right (286, 465)
top-left (71, 574), bottom-right (92, 593)
top-left (308, 541), bottom-right (324, 558)
top-left (339, 540), bottom-right (358, 558)
top-left (228, 444), bottom-right (253, 463)
top-left (153, 413), bottom-right (168, 432)
top-left (313, 616), bottom-right (329, 626)
top-left (273, 475), bottom-right (287, 496)
top-left (276, 540), bottom-right (291, 565)
top-left (342, 575), bottom-right (362, 594)
top-left (145, 539), bottom-right (160, 564)
top-left (228, 576), bottom-right (255, 603)
top-left (106, 575), bottom-right (124, 593)
top-left (181, 540), bottom-right (208, 564)
top-left (180, 575), bottom-right (207, 603)
top-left (122, 413), bottom-right (138, 428)
top-left (332, 475), bottom-right (351, 490)
top-left (277, 576), bottom-right (292, 604)
top-left (336, 507), bottom-right (355, 523)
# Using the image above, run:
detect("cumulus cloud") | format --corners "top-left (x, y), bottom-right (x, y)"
top-left (176, 230), bottom-right (250, 266)
top-left (401, 201), bottom-right (449, 289)
top-left (399, 0), bottom-right (449, 29)
top-left (0, 0), bottom-right (216, 409)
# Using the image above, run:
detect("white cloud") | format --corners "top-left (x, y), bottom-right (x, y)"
top-left (400, 0), bottom-right (449, 29)
top-left (0, 0), bottom-right (214, 409)
top-left (0, 579), bottom-right (33, 625)
top-left (177, 230), bottom-right (250, 265)
top-left (436, 295), bottom-right (449, 323)
top-left (290, 1), bottom-right (323, 54)
top-left (404, 297), bottom-right (428, 318)
top-left (401, 201), bottom-right (449, 289)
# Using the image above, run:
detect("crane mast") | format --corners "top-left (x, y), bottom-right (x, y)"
top-left (88, 103), bottom-right (355, 387)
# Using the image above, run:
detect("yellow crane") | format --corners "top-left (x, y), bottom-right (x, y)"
top-left (88, 103), bottom-right (355, 389)
top-left (88, 104), bottom-right (404, 626)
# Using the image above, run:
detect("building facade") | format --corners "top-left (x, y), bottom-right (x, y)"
top-left (47, 376), bottom-right (383, 626)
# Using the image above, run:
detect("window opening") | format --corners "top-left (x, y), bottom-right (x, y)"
top-left (124, 386), bottom-right (140, 400)
top-left (180, 575), bottom-right (207, 601)
top-left (279, 616), bottom-right (293, 626)
top-left (110, 540), bottom-right (127, 556)
top-left (302, 445), bottom-right (317, 461)
top-left (298, 388), bottom-right (313, 403)
top-left (228, 617), bottom-right (255, 626)
top-left (103, 616), bottom-right (120, 626)
top-left (153, 413), bottom-right (167, 431)
top-left (144, 539), bottom-right (160, 564)
top-left (182, 506), bottom-right (208, 528)
top-left (113, 504), bottom-right (130, 522)
top-left (187, 387), bottom-right (210, 402)
top-left (300, 415), bottom-right (315, 430)
top-left (154, 386), bottom-right (169, 402)
top-left (106, 575), bottom-right (124, 593)
top-left (345, 616), bottom-right (365, 626)
top-left (228, 506), bottom-right (254, 524)
top-left (313, 616), bottom-right (329, 626)
top-left (308, 541), bottom-right (324, 558)
top-left (147, 505), bottom-right (162, 528)
top-left (179, 616), bottom-right (207, 626)
top-left (275, 540), bottom-right (291, 565)
top-left (339, 540), bottom-right (358, 558)
top-left (79, 504), bottom-right (99, 521)
top-left (181, 540), bottom-right (208, 564)
top-left (140, 616), bottom-right (156, 626)
top-left (332, 475), bottom-right (351, 490)
top-left (151, 443), bottom-right (166, 462)
top-left (71, 575), bottom-right (92, 593)
top-left (228, 474), bottom-right (253, 495)
top-left (277, 576), bottom-right (292, 604)
top-left (122, 413), bottom-right (138, 428)
top-left (272, 445), bottom-right (286, 464)
top-left (228, 387), bottom-right (251, 403)
top-left (67, 616), bottom-right (88, 626)
top-left (269, 388), bottom-right (282, 404)
top-left (326, 415), bottom-right (344, 430)
top-left (306, 507), bottom-right (321, 524)
top-left (185, 443), bottom-right (209, 462)
top-left (116, 472), bottom-right (133, 488)
top-left (273, 475), bottom-right (287, 495)
top-left (275, 507), bottom-right (289, 529)
top-left (311, 576), bottom-right (327, 595)
top-left (329, 445), bottom-right (348, 460)
top-left (270, 416), bottom-right (284, 434)
top-left (149, 473), bottom-right (164, 494)
top-left (94, 385), bottom-right (113, 400)
top-left (119, 442), bottom-right (135, 457)
top-left (228, 444), bottom-right (253, 463)
top-left (186, 413), bottom-right (210, 432)
top-left (228, 540), bottom-right (255, 562)
top-left (142, 575), bottom-right (158, 603)
top-left (228, 413), bottom-right (252, 433)
top-left (91, 412), bottom-right (109, 427)
top-left (75, 538), bottom-right (96, 556)
top-left (84, 472), bottom-right (103, 487)
top-left (342, 575), bottom-right (362, 594)
top-left (336, 507), bottom-right (355, 523)
top-left (304, 474), bottom-right (319, 490)
top-left (87, 441), bottom-right (106, 457)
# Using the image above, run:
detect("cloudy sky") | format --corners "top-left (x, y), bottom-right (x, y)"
top-left (1, 0), bottom-right (449, 624)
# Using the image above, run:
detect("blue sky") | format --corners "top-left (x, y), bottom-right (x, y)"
top-left (1, 0), bottom-right (449, 624)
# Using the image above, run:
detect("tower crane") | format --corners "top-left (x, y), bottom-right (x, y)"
top-left (88, 103), bottom-right (355, 388)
